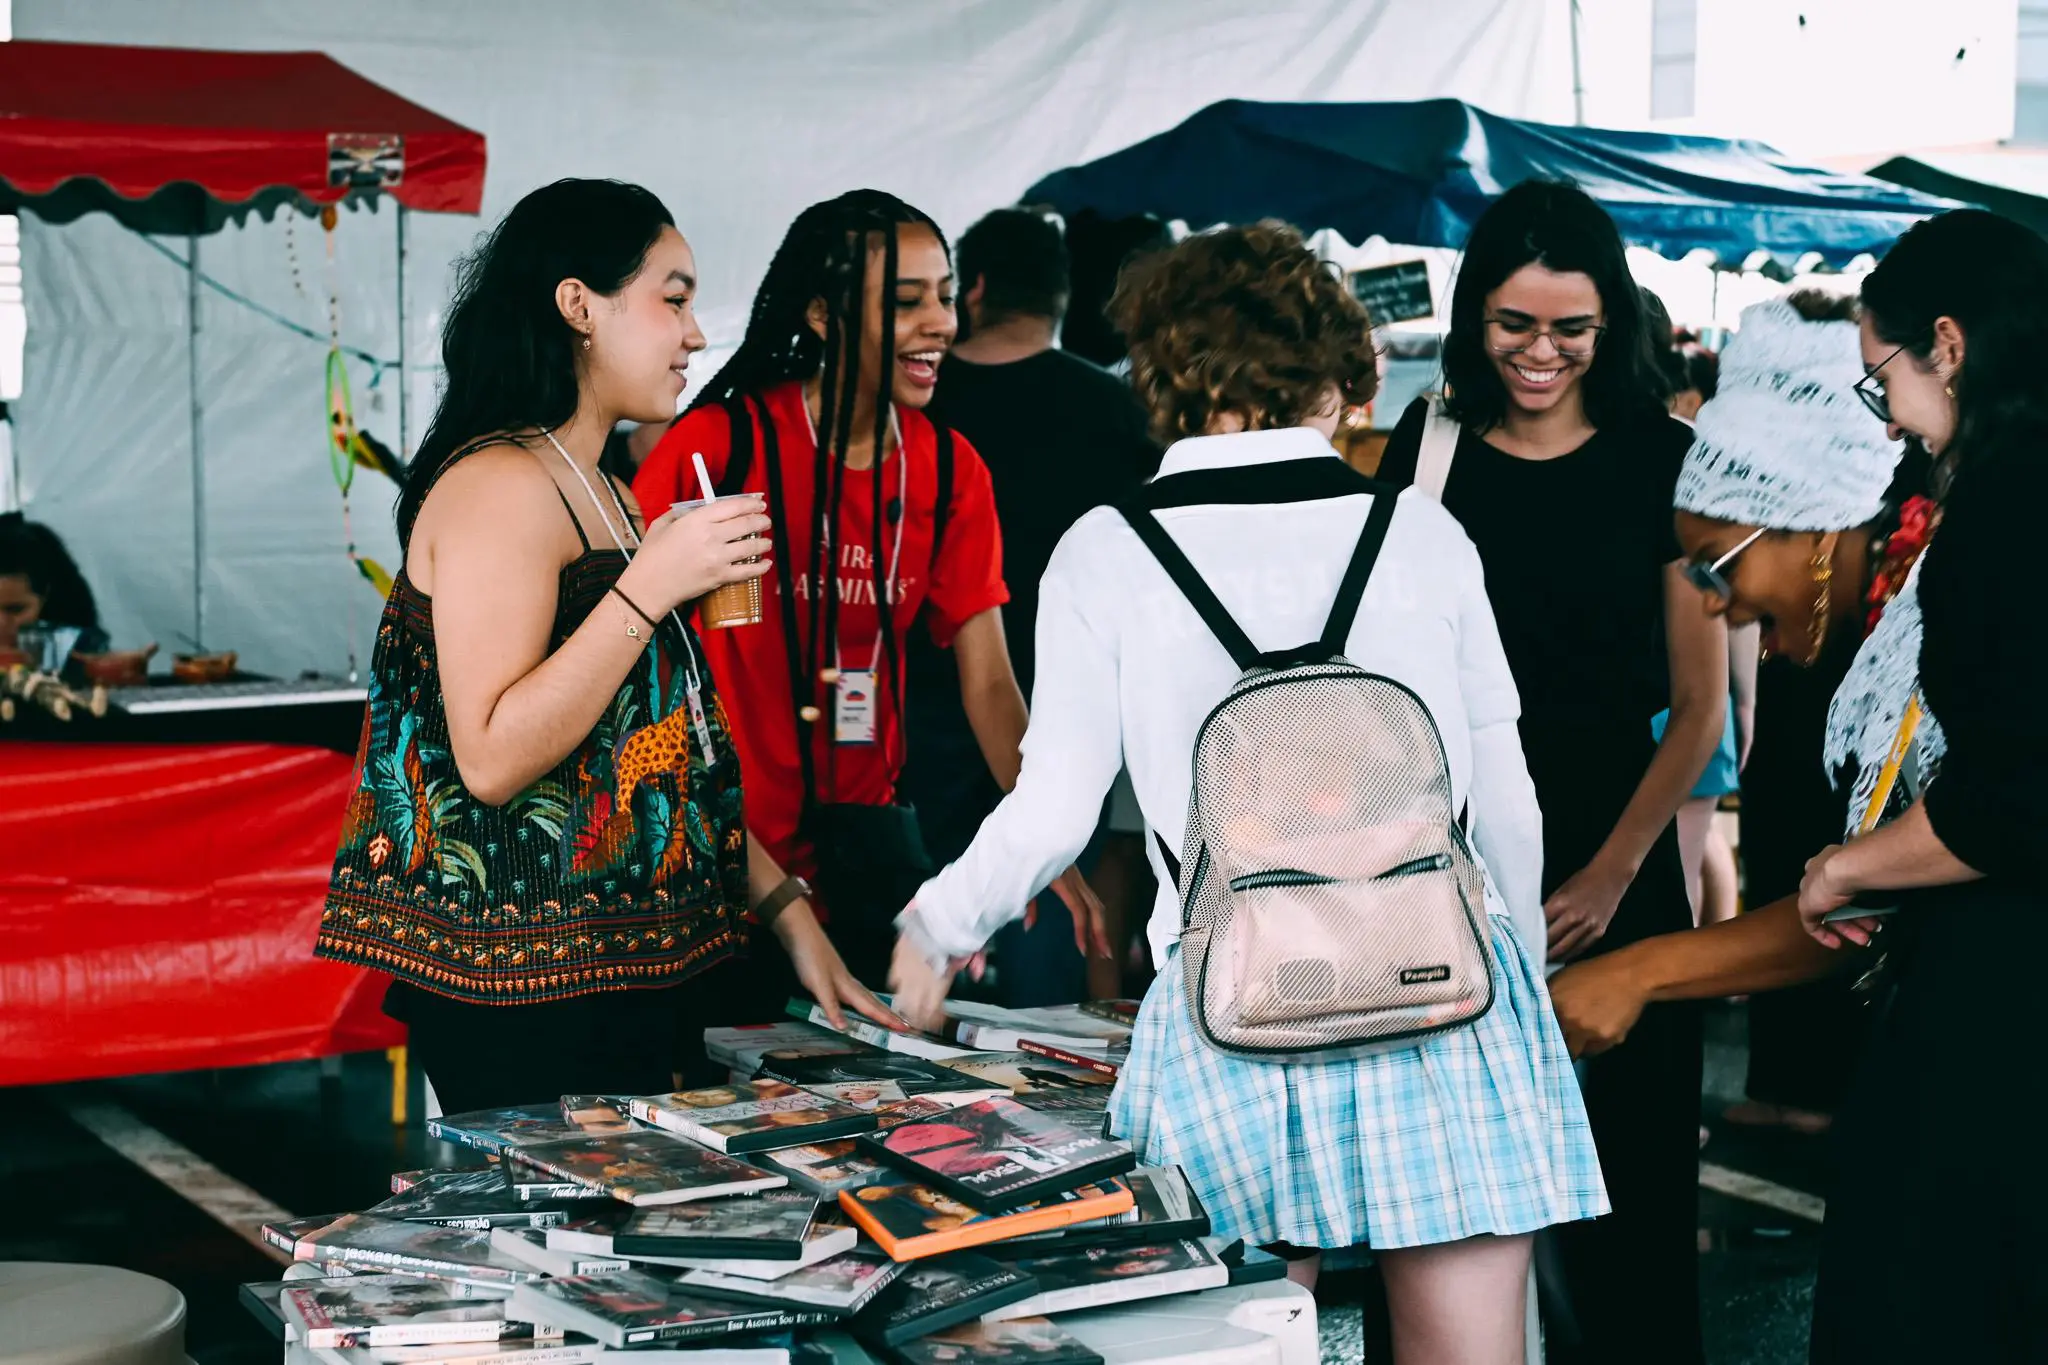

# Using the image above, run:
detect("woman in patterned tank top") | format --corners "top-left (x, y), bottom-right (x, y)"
top-left (317, 179), bottom-right (897, 1113)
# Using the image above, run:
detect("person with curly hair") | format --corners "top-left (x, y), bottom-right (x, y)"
top-left (888, 222), bottom-right (1605, 1363)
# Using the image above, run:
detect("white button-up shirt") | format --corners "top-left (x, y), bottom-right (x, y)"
top-left (912, 425), bottom-right (1544, 972)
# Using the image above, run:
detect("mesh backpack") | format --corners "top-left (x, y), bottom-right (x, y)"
top-left (1120, 485), bottom-right (1496, 1062)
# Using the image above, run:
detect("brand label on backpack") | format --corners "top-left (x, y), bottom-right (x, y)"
top-left (1400, 965), bottom-right (1453, 985)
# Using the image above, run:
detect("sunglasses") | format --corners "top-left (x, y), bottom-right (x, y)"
top-left (1852, 343), bottom-right (1907, 423)
top-left (1683, 526), bottom-right (1767, 599)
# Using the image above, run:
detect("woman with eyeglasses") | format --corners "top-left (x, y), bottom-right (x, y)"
top-left (1547, 209), bottom-right (2048, 1362)
top-left (1376, 179), bottom-right (1726, 1365)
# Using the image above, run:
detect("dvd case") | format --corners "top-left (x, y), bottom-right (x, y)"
top-left (547, 1189), bottom-right (817, 1260)
top-left (996, 1167), bottom-right (1209, 1251)
top-left (889, 1317), bottom-right (1103, 1365)
top-left (293, 1214), bottom-right (543, 1287)
top-left (979, 1240), bottom-right (1229, 1322)
top-left (676, 1247), bottom-right (905, 1315)
top-left (838, 1180), bottom-right (1135, 1262)
top-left (856, 1098), bottom-right (1135, 1212)
top-left (507, 1271), bottom-right (835, 1348)
top-left (489, 1227), bottom-right (632, 1279)
top-left (850, 1252), bottom-right (1041, 1348)
top-left (506, 1129), bottom-right (784, 1207)
top-left (282, 1274), bottom-right (536, 1349)
top-left (630, 1081), bottom-right (877, 1155)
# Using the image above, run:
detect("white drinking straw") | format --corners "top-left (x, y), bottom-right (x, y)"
top-left (691, 451), bottom-right (717, 503)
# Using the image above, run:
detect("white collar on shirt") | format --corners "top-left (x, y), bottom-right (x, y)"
top-left (1154, 425), bottom-right (1345, 478)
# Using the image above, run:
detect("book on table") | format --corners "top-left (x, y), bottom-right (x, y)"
top-left (705, 1021), bottom-right (881, 1073)
top-left (392, 1163), bottom-right (495, 1194)
top-left (309, 1340), bottom-right (604, 1364)
top-left (263, 1213), bottom-right (349, 1259)
top-left (838, 1179), bottom-right (1135, 1262)
top-left (931, 1001), bottom-right (1131, 1054)
top-left (557, 1096), bottom-right (636, 1133)
top-left (856, 1097), bottom-right (1136, 1212)
top-left (1014, 1039), bottom-right (1122, 1077)
top-left (927, 1053), bottom-right (1117, 1104)
top-left (784, 998), bottom-right (977, 1062)
top-left (505, 1129), bottom-right (785, 1207)
top-left (630, 1080), bottom-right (878, 1155)
top-left (427, 1103), bottom-right (615, 1156)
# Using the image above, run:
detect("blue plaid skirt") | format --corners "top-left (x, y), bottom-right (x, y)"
top-left (1106, 915), bottom-right (1607, 1250)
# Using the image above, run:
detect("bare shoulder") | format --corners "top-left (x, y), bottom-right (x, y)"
top-left (410, 442), bottom-right (576, 587)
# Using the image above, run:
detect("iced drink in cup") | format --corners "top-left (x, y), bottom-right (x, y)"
top-left (684, 451), bottom-right (765, 629)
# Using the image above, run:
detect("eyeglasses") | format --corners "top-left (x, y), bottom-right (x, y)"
top-left (1484, 315), bottom-right (1606, 359)
top-left (1682, 526), bottom-right (1767, 600)
top-left (1852, 344), bottom-right (1906, 423)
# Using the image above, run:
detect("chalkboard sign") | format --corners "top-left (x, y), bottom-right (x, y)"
top-left (1348, 261), bottom-right (1434, 325)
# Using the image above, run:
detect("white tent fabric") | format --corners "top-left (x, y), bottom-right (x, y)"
top-left (13, 0), bottom-right (1575, 677)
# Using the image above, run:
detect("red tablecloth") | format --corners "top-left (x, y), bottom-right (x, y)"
top-left (0, 742), bottom-right (402, 1086)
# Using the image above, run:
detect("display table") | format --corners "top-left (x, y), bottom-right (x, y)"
top-left (0, 741), bottom-right (402, 1086)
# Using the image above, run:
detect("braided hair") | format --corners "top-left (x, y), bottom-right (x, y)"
top-left (692, 192), bottom-right (950, 777)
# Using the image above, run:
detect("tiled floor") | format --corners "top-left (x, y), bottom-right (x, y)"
top-left (0, 1000), bottom-right (1826, 1363)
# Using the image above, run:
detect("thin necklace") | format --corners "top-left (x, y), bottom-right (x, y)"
top-left (540, 428), bottom-right (713, 758)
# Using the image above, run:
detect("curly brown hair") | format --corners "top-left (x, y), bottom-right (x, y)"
top-left (1110, 221), bottom-right (1378, 444)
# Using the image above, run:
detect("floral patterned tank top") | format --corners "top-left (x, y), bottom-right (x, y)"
top-left (316, 484), bottom-right (747, 1004)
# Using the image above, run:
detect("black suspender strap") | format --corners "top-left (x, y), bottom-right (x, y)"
top-left (930, 425), bottom-right (956, 562)
top-left (1317, 485), bottom-right (1399, 656)
top-left (1116, 503), bottom-right (1263, 672)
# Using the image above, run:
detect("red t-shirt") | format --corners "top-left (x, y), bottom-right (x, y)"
top-left (634, 381), bottom-right (1008, 881)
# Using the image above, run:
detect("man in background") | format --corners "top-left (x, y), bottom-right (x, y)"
top-left (901, 207), bottom-right (1158, 1005)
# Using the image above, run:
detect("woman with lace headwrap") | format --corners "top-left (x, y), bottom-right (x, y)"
top-left (1547, 210), bottom-right (2048, 1363)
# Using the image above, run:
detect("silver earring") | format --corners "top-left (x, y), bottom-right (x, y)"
top-left (582, 336), bottom-right (592, 351)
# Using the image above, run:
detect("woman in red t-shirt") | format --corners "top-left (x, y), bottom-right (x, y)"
top-left (636, 190), bottom-right (1104, 990)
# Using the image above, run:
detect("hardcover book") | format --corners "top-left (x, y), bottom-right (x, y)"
top-left (630, 1081), bottom-right (877, 1155)
top-left (856, 1098), bottom-right (1135, 1211)
top-left (506, 1129), bottom-right (784, 1207)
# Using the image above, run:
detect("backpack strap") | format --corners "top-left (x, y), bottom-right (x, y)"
top-left (716, 397), bottom-right (756, 497)
top-left (1412, 393), bottom-right (1459, 500)
top-left (1316, 487), bottom-right (1400, 657)
top-left (1116, 503), bottom-right (1262, 672)
top-left (930, 424), bottom-right (956, 563)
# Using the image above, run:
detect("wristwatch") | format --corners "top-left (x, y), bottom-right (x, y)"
top-left (753, 874), bottom-right (813, 921)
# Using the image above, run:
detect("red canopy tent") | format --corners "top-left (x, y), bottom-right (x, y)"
top-left (0, 40), bottom-right (486, 229)
top-left (0, 43), bottom-right (486, 1089)
top-left (0, 39), bottom-right (487, 647)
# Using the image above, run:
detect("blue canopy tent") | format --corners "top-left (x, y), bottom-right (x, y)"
top-left (1024, 99), bottom-right (1958, 265)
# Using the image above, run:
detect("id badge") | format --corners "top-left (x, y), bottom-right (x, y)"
top-left (833, 669), bottom-right (878, 746)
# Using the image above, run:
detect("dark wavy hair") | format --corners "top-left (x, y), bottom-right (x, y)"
top-left (1441, 179), bottom-right (1665, 434)
top-left (1111, 221), bottom-right (1378, 444)
top-left (396, 179), bottom-right (675, 546)
top-left (0, 512), bottom-right (98, 629)
top-left (1861, 208), bottom-right (2048, 483)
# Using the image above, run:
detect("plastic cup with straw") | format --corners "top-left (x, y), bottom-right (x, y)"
top-left (691, 451), bottom-right (765, 629)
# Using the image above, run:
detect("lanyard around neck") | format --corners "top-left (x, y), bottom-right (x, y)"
top-left (799, 395), bottom-right (908, 675)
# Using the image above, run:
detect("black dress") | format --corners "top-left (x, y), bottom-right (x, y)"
top-left (1809, 436), bottom-right (2048, 1363)
top-left (1379, 398), bottom-right (1703, 1365)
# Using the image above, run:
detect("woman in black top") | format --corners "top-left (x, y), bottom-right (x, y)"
top-left (1376, 181), bottom-right (1726, 1365)
top-left (1543, 209), bottom-right (2048, 1363)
